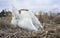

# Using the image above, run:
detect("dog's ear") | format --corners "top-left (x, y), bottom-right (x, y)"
top-left (12, 7), bottom-right (19, 16)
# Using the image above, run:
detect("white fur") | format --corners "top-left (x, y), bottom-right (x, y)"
top-left (11, 7), bottom-right (43, 31)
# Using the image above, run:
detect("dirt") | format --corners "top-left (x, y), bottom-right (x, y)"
top-left (0, 22), bottom-right (58, 38)
top-left (0, 16), bottom-right (59, 38)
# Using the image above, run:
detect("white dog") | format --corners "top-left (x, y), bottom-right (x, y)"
top-left (11, 7), bottom-right (43, 31)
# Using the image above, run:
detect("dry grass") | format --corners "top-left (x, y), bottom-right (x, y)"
top-left (0, 15), bottom-right (59, 38)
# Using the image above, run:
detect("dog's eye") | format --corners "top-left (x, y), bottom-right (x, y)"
top-left (15, 18), bottom-right (18, 19)
top-left (15, 17), bottom-right (19, 19)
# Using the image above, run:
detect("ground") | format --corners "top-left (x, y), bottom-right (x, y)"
top-left (0, 16), bottom-right (59, 38)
